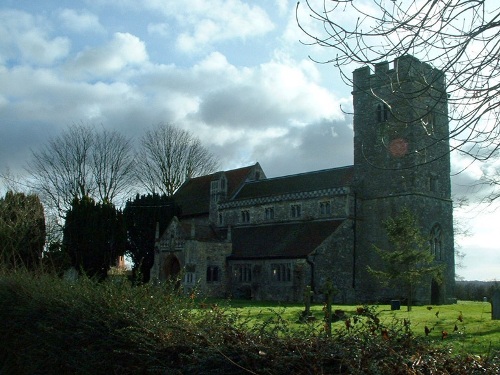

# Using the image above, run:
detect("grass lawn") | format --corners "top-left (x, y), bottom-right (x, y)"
top-left (207, 299), bottom-right (500, 356)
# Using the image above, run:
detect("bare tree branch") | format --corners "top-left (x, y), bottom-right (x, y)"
top-left (92, 129), bottom-right (136, 204)
top-left (27, 124), bottom-right (136, 219)
top-left (297, 0), bottom-right (500, 161)
top-left (136, 123), bottom-right (219, 196)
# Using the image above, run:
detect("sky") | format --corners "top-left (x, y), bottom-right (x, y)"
top-left (0, 0), bottom-right (498, 281)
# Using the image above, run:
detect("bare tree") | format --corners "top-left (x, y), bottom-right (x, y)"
top-left (28, 124), bottom-right (95, 218)
top-left (27, 124), bottom-right (135, 219)
top-left (136, 123), bottom-right (219, 196)
top-left (92, 129), bottom-right (136, 204)
top-left (297, 0), bottom-right (500, 162)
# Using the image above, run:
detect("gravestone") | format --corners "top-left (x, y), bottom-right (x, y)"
top-left (300, 285), bottom-right (315, 322)
top-left (492, 290), bottom-right (500, 320)
top-left (323, 279), bottom-right (337, 336)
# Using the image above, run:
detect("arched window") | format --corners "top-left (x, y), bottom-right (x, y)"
top-left (429, 224), bottom-right (443, 260)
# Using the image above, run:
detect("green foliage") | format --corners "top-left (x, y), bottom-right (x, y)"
top-left (123, 193), bottom-right (178, 282)
top-left (0, 191), bottom-right (45, 270)
top-left (63, 196), bottom-right (126, 280)
top-left (369, 207), bottom-right (444, 310)
top-left (0, 270), bottom-right (498, 374)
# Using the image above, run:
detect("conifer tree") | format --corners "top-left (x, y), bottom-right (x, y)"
top-left (124, 193), bottom-right (178, 283)
top-left (63, 196), bottom-right (126, 280)
top-left (368, 207), bottom-right (444, 311)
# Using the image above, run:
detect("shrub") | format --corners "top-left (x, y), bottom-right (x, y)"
top-left (0, 270), bottom-right (498, 374)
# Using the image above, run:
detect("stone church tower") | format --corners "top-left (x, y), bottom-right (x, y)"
top-left (352, 55), bottom-right (455, 304)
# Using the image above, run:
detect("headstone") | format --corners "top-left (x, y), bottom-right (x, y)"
top-left (323, 278), bottom-right (337, 336)
top-left (391, 300), bottom-right (401, 311)
top-left (492, 290), bottom-right (500, 320)
top-left (300, 285), bottom-right (315, 322)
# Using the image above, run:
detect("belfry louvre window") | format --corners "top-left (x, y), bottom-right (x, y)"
top-left (377, 103), bottom-right (389, 122)
top-left (271, 263), bottom-right (292, 282)
top-left (233, 264), bottom-right (252, 282)
top-left (291, 204), bottom-right (301, 218)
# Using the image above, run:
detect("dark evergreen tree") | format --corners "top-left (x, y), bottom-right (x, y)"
top-left (124, 193), bottom-right (178, 282)
top-left (63, 196), bottom-right (126, 280)
top-left (368, 207), bottom-right (444, 311)
top-left (0, 191), bottom-right (46, 269)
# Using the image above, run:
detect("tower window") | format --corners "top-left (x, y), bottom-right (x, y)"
top-left (376, 103), bottom-right (389, 122)
top-left (429, 176), bottom-right (439, 192)
top-left (429, 224), bottom-right (443, 260)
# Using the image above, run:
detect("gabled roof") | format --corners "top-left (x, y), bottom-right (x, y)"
top-left (233, 166), bottom-right (354, 200)
top-left (230, 220), bottom-right (344, 260)
top-left (174, 164), bottom-right (258, 217)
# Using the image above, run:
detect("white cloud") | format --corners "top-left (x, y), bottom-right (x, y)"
top-left (67, 32), bottom-right (148, 78)
top-left (147, 22), bottom-right (170, 37)
top-left (58, 9), bottom-right (105, 34)
top-left (0, 9), bottom-right (70, 65)
top-left (141, 0), bottom-right (275, 52)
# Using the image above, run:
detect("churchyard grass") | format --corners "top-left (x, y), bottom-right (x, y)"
top-left (1, 268), bottom-right (498, 374)
top-left (207, 298), bottom-right (500, 356)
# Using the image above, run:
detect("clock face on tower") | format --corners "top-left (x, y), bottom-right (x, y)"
top-left (389, 138), bottom-right (408, 157)
top-left (379, 121), bottom-right (408, 158)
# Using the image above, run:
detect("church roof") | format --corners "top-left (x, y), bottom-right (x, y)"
top-left (233, 166), bottom-right (354, 200)
top-left (174, 164), bottom-right (258, 217)
top-left (230, 220), bottom-right (344, 259)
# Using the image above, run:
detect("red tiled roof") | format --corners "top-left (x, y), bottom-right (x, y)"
top-left (174, 164), bottom-right (257, 217)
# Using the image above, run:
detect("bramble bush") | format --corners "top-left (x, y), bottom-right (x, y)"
top-left (0, 268), bottom-right (498, 374)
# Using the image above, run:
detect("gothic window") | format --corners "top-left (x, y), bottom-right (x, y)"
top-left (265, 207), bottom-right (274, 220)
top-left (376, 103), bottom-right (389, 122)
top-left (271, 263), bottom-right (292, 282)
top-left (241, 210), bottom-right (250, 223)
top-left (429, 224), bottom-right (443, 260)
top-left (429, 175), bottom-right (439, 192)
top-left (218, 213), bottom-right (223, 225)
top-left (233, 264), bottom-right (252, 282)
top-left (206, 266), bottom-right (220, 283)
top-left (291, 204), bottom-right (301, 218)
top-left (320, 201), bottom-right (331, 215)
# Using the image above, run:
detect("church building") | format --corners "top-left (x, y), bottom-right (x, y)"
top-left (150, 55), bottom-right (455, 304)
